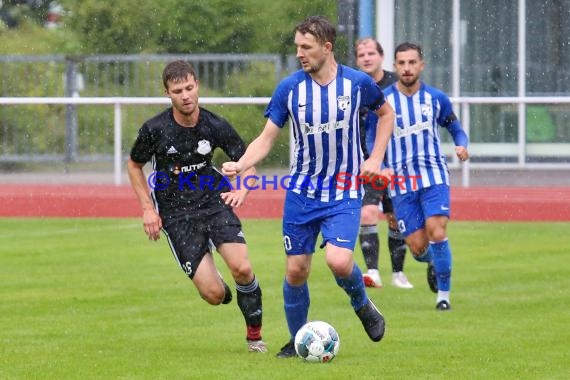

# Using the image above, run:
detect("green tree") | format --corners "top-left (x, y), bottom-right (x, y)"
top-left (60, 0), bottom-right (338, 55)
top-left (256, 1), bottom-right (337, 55)
top-left (61, 0), bottom-right (160, 53)
top-left (155, 0), bottom-right (257, 53)
top-left (61, 0), bottom-right (260, 54)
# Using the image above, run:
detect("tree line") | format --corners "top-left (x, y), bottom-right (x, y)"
top-left (2, 0), bottom-right (337, 55)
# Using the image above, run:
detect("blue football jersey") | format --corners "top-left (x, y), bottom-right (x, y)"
top-left (383, 82), bottom-right (458, 196)
top-left (265, 65), bottom-right (386, 202)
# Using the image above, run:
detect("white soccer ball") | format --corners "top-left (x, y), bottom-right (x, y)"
top-left (294, 321), bottom-right (340, 363)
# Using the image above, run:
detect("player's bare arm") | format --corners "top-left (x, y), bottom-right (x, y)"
top-left (361, 101), bottom-right (395, 178)
top-left (127, 158), bottom-right (162, 241)
top-left (222, 120), bottom-right (281, 178)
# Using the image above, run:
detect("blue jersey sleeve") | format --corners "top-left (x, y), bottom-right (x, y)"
top-left (360, 73), bottom-right (386, 156)
top-left (447, 120), bottom-right (469, 147)
top-left (360, 75), bottom-right (386, 112)
top-left (437, 93), bottom-right (469, 147)
top-left (264, 79), bottom-right (292, 128)
top-left (364, 111), bottom-right (378, 155)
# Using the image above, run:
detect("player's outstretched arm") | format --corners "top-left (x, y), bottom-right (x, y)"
top-left (362, 101), bottom-right (395, 178)
top-left (222, 120), bottom-right (281, 178)
top-left (445, 116), bottom-right (469, 162)
top-left (127, 158), bottom-right (162, 241)
top-left (220, 166), bottom-right (257, 208)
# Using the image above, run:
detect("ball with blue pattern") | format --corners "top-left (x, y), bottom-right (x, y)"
top-left (294, 321), bottom-right (340, 363)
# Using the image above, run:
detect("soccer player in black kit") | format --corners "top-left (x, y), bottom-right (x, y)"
top-left (127, 60), bottom-right (266, 353)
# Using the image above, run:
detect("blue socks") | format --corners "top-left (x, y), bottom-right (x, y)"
top-left (283, 280), bottom-right (310, 339)
top-left (283, 263), bottom-right (369, 339)
top-left (334, 263), bottom-right (368, 311)
top-left (430, 239), bottom-right (452, 292)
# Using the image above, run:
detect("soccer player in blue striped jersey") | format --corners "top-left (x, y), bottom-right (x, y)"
top-left (222, 16), bottom-right (395, 357)
top-left (355, 37), bottom-right (413, 290)
top-left (383, 42), bottom-right (470, 311)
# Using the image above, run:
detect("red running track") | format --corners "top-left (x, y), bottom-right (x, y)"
top-left (0, 184), bottom-right (569, 221)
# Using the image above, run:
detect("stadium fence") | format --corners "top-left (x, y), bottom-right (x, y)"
top-left (1, 96), bottom-right (569, 186)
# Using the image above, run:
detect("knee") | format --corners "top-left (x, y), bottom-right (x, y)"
top-left (199, 285), bottom-right (226, 305)
top-left (327, 256), bottom-right (353, 278)
top-left (426, 217), bottom-right (448, 242)
top-left (429, 228), bottom-right (447, 242)
top-left (229, 262), bottom-right (253, 283)
top-left (407, 238), bottom-right (429, 257)
top-left (286, 264), bottom-right (310, 285)
top-left (360, 206), bottom-right (378, 225)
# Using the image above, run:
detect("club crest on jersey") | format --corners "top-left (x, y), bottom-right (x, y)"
top-left (196, 140), bottom-right (211, 155)
top-left (421, 104), bottom-right (433, 118)
top-left (337, 95), bottom-right (350, 111)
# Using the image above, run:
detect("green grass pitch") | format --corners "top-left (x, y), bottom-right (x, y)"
top-left (1, 218), bottom-right (568, 379)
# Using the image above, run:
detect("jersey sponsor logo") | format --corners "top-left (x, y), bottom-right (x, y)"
top-left (166, 146), bottom-right (179, 154)
top-left (180, 161), bottom-right (207, 173)
top-left (337, 95), bottom-right (350, 111)
top-left (393, 120), bottom-right (430, 138)
top-left (196, 140), bottom-right (212, 155)
top-left (301, 120), bottom-right (348, 135)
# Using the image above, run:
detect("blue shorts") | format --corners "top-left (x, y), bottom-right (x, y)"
top-left (282, 191), bottom-right (361, 255)
top-left (391, 184), bottom-right (450, 237)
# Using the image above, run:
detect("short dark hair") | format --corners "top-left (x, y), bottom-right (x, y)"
top-left (354, 37), bottom-right (384, 57)
top-left (394, 42), bottom-right (424, 60)
top-left (295, 15), bottom-right (336, 48)
top-left (162, 60), bottom-right (197, 89)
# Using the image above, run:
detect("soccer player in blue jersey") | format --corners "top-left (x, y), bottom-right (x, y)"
top-left (355, 37), bottom-right (413, 290)
top-left (222, 16), bottom-right (395, 357)
top-left (383, 42), bottom-right (470, 311)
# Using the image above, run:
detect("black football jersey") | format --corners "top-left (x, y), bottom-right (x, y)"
top-left (130, 107), bottom-right (246, 217)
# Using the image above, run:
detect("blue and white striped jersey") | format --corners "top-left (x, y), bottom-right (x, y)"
top-left (383, 82), bottom-right (461, 197)
top-left (265, 65), bottom-right (386, 202)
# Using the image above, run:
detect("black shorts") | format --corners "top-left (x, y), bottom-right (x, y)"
top-left (162, 208), bottom-right (246, 279)
top-left (361, 181), bottom-right (394, 214)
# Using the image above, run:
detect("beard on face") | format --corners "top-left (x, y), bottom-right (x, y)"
top-left (400, 76), bottom-right (419, 88)
top-left (302, 58), bottom-right (325, 74)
